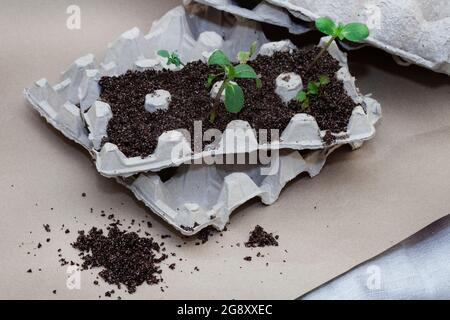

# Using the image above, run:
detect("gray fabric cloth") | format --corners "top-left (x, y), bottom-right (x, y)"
top-left (301, 215), bottom-right (450, 300)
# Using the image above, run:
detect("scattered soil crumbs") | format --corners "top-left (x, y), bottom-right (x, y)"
top-left (105, 290), bottom-right (115, 298)
top-left (99, 47), bottom-right (357, 158)
top-left (245, 225), bottom-right (279, 248)
top-left (24, 202), bottom-right (290, 297)
top-left (72, 226), bottom-right (168, 294)
top-left (196, 226), bottom-right (217, 244)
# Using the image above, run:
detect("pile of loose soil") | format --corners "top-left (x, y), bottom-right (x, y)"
top-left (22, 200), bottom-right (290, 297)
top-left (99, 46), bottom-right (357, 158)
top-left (245, 225), bottom-right (279, 248)
top-left (72, 226), bottom-right (168, 294)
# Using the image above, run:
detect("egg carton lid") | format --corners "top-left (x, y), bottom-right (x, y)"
top-left (192, 0), bottom-right (450, 75)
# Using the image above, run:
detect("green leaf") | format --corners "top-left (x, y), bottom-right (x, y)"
top-left (225, 65), bottom-right (236, 79)
top-left (341, 23), bottom-right (370, 42)
top-left (296, 91), bottom-right (307, 103)
top-left (234, 64), bottom-right (261, 89)
top-left (234, 64), bottom-right (258, 79)
top-left (302, 98), bottom-right (310, 110)
top-left (224, 83), bottom-right (244, 113)
top-left (256, 78), bottom-right (262, 89)
top-left (237, 41), bottom-right (258, 64)
top-left (307, 82), bottom-right (319, 95)
top-left (207, 74), bottom-right (220, 88)
top-left (335, 22), bottom-right (346, 40)
top-left (249, 41), bottom-right (257, 57)
top-left (316, 17), bottom-right (337, 37)
top-left (159, 51), bottom-right (183, 67)
top-left (208, 50), bottom-right (231, 66)
top-left (318, 75), bottom-right (330, 86)
top-left (237, 51), bottom-right (251, 64)
top-left (171, 55), bottom-right (182, 67)
top-left (157, 50), bottom-right (170, 58)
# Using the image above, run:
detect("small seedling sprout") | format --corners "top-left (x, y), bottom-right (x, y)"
top-left (296, 75), bottom-right (330, 111)
top-left (308, 17), bottom-right (369, 71)
top-left (237, 41), bottom-right (258, 64)
top-left (207, 46), bottom-right (261, 123)
top-left (157, 50), bottom-right (185, 67)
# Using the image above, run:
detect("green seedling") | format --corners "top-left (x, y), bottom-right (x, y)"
top-left (157, 50), bottom-right (184, 67)
top-left (308, 17), bottom-right (370, 70)
top-left (237, 41), bottom-right (258, 64)
top-left (207, 49), bottom-right (261, 123)
top-left (296, 75), bottom-right (330, 111)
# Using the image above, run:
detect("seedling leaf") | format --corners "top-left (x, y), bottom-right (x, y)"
top-left (302, 98), bottom-right (310, 110)
top-left (341, 23), bottom-right (370, 42)
top-left (158, 50), bottom-right (184, 67)
top-left (307, 82), bottom-right (319, 95)
top-left (224, 83), bottom-right (244, 113)
top-left (237, 41), bottom-right (258, 64)
top-left (296, 75), bottom-right (330, 110)
top-left (207, 74), bottom-right (221, 88)
top-left (296, 91), bottom-right (307, 103)
top-left (318, 74), bottom-right (330, 86)
top-left (250, 41), bottom-right (257, 56)
top-left (157, 50), bottom-right (170, 58)
top-left (225, 65), bottom-right (236, 79)
top-left (315, 17), bottom-right (336, 37)
top-left (237, 51), bottom-right (251, 65)
top-left (209, 50), bottom-right (231, 66)
top-left (171, 55), bottom-right (182, 67)
top-left (234, 64), bottom-right (258, 79)
top-left (256, 78), bottom-right (262, 89)
top-left (335, 22), bottom-right (346, 40)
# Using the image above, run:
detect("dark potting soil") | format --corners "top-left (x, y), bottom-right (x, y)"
top-left (72, 226), bottom-right (168, 294)
top-left (245, 225), bottom-right (279, 248)
top-left (99, 47), bottom-right (357, 158)
top-left (197, 226), bottom-right (217, 244)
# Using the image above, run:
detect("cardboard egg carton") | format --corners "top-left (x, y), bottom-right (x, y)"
top-left (24, 4), bottom-right (381, 235)
top-left (26, 9), bottom-right (380, 178)
top-left (193, 0), bottom-right (450, 75)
